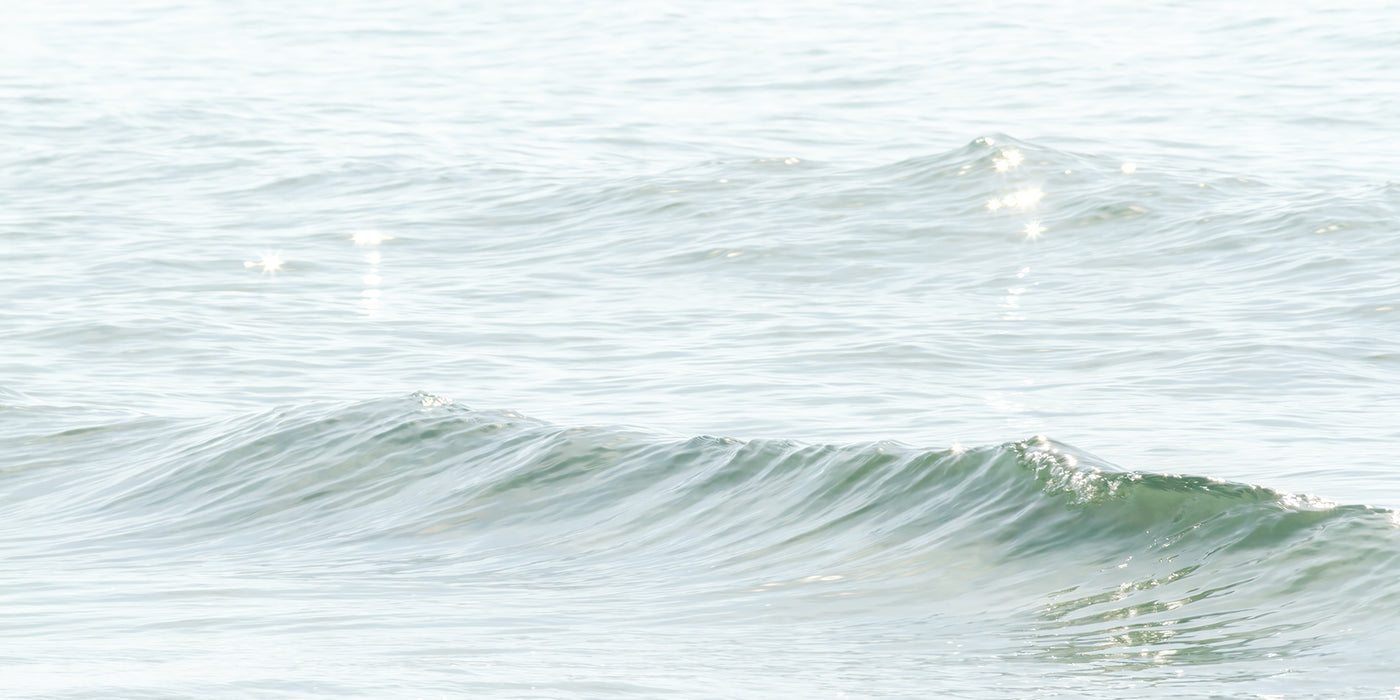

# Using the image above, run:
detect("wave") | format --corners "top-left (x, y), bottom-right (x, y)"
top-left (6, 392), bottom-right (1398, 677)
top-left (10, 394), bottom-right (1394, 564)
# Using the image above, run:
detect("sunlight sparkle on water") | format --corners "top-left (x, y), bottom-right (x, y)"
top-left (243, 252), bottom-right (286, 274)
top-left (993, 148), bottom-right (1025, 173)
top-left (987, 187), bottom-right (1044, 210)
top-left (352, 230), bottom-right (394, 246)
top-left (1023, 221), bottom-right (1046, 240)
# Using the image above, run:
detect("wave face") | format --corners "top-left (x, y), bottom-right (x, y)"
top-left (5, 393), bottom-right (1398, 697)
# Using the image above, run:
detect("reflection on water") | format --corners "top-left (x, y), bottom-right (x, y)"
top-left (986, 186), bottom-right (1045, 211)
top-left (352, 230), bottom-right (394, 246)
top-left (1025, 575), bottom-right (1322, 672)
top-left (353, 231), bottom-right (389, 316)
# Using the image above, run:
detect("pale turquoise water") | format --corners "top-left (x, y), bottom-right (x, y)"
top-left (3, 1), bottom-right (1399, 697)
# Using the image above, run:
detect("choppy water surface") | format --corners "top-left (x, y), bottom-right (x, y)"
top-left (3, 0), bottom-right (1399, 697)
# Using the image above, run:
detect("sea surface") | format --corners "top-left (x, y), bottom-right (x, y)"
top-left (3, 0), bottom-right (1399, 697)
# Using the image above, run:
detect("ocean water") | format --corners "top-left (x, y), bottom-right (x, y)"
top-left (3, 0), bottom-right (1399, 697)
